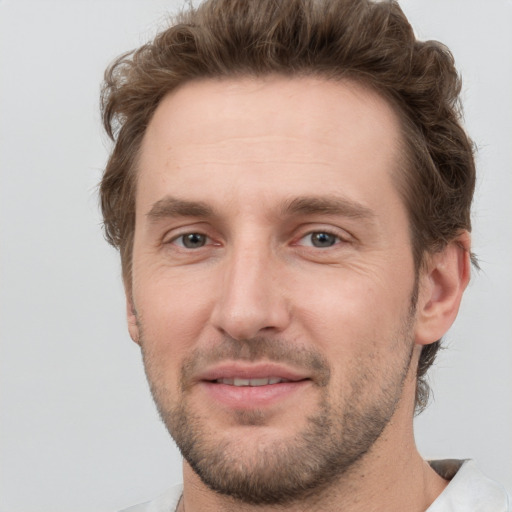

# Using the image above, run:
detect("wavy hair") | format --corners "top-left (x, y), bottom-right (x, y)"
top-left (100, 0), bottom-right (476, 413)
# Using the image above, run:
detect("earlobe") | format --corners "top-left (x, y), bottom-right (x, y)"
top-left (126, 296), bottom-right (141, 345)
top-left (414, 232), bottom-right (472, 346)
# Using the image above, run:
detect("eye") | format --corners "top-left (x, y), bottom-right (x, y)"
top-left (299, 231), bottom-right (341, 248)
top-left (172, 233), bottom-right (209, 249)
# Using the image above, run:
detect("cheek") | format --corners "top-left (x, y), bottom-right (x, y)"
top-left (292, 264), bottom-right (413, 356)
top-left (293, 273), bottom-right (415, 405)
top-left (134, 266), bottom-right (217, 360)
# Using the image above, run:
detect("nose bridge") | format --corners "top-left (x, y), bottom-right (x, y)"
top-left (212, 233), bottom-right (289, 340)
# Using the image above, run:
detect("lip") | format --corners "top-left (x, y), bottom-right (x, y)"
top-left (196, 362), bottom-right (310, 383)
top-left (200, 380), bottom-right (310, 409)
top-left (196, 362), bottom-right (311, 409)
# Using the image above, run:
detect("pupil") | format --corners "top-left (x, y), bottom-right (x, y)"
top-left (183, 233), bottom-right (205, 248)
top-left (312, 232), bottom-right (335, 247)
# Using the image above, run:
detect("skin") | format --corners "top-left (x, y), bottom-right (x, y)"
top-left (127, 76), bottom-right (471, 511)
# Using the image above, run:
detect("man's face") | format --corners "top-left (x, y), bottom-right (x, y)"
top-left (130, 76), bottom-right (420, 504)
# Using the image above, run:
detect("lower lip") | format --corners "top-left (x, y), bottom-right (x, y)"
top-left (200, 380), bottom-right (310, 409)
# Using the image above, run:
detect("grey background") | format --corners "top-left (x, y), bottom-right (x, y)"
top-left (1, 1), bottom-right (511, 510)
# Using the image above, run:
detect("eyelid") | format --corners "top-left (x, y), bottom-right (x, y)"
top-left (172, 233), bottom-right (210, 248)
top-left (161, 221), bottom-right (212, 241)
top-left (293, 225), bottom-right (353, 246)
top-left (160, 223), bottom-right (353, 248)
top-left (297, 233), bottom-right (340, 248)
top-left (165, 231), bottom-right (215, 245)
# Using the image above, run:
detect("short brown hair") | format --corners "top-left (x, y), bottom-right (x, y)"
top-left (100, 0), bottom-right (476, 413)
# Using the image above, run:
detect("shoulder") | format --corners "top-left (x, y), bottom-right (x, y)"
top-left (427, 460), bottom-right (511, 512)
top-left (118, 484), bottom-right (183, 512)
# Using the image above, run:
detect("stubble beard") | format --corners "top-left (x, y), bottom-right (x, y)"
top-left (140, 308), bottom-right (416, 507)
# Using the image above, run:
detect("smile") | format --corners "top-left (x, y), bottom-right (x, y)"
top-left (196, 363), bottom-right (312, 408)
top-left (215, 377), bottom-right (292, 386)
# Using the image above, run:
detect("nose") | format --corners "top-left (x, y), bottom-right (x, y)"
top-left (210, 240), bottom-right (291, 341)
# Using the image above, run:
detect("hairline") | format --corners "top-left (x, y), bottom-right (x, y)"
top-left (121, 72), bottom-right (430, 290)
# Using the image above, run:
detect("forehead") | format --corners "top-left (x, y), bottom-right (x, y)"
top-left (137, 76), bottom-right (404, 218)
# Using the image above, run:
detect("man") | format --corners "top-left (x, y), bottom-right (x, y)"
top-left (100, 0), bottom-right (510, 510)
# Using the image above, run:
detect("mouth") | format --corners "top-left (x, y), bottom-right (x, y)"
top-left (213, 377), bottom-right (298, 386)
top-left (197, 363), bottom-right (311, 409)
top-left (198, 362), bottom-right (309, 382)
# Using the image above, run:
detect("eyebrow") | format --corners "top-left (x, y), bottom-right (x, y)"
top-left (281, 195), bottom-right (376, 220)
top-left (146, 194), bottom-right (375, 223)
top-left (146, 196), bottom-right (216, 221)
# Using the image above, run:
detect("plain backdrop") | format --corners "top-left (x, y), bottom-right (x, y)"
top-left (1, 1), bottom-right (511, 511)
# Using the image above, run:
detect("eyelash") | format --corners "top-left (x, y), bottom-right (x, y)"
top-left (167, 232), bottom-right (213, 249)
top-left (165, 228), bottom-right (349, 251)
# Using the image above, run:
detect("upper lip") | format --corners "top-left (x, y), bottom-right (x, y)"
top-left (196, 362), bottom-right (310, 382)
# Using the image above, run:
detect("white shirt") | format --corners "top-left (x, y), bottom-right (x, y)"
top-left (119, 460), bottom-right (510, 512)
top-left (427, 460), bottom-right (510, 511)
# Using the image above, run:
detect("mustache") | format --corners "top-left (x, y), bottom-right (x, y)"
top-left (180, 336), bottom-right (331, 389)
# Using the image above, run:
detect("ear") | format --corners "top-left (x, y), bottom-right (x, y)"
top-left (126, 294), bottom-right (141, 345)
top-left (414, 231), bottom-right (472, 346)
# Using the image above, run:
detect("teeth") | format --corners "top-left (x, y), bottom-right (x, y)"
top-left (250, 378), bottom-right (271, 387)
top-left (215, 377), bottom-right (290, 386)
